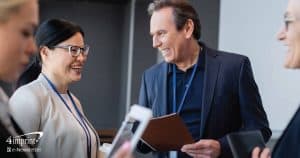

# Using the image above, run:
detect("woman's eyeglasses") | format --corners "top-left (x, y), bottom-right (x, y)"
top-left (52, 45), bottom-right (90, 57)
top-left (284, 13), bottom-right (299, 31)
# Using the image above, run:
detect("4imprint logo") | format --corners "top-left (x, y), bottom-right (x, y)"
top-left (6, 131), bottom-right (43, 146)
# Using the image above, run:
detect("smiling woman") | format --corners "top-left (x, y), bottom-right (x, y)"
top-left (252, 0), bottom-right (300, 157)
top-left (277, 0), bottom-right (300, 69)
top-left (8, 19), bottom-right (100, 158)
top-left (8, 18), bottom-right (133, 158)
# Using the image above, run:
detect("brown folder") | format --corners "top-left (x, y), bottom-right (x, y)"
top-left (141, 113), bottom-right (194, 151)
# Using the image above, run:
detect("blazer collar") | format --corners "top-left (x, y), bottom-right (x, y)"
top-left (37, 73), bottom-right (56, 93)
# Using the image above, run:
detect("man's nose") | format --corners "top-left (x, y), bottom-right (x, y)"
top-left (153, 36), bottom-right (161, 48)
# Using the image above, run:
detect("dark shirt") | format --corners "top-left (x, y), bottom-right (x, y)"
top-left (167, 49), bottom-right (205, 141)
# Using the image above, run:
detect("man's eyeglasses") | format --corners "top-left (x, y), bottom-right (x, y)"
top-left (52, 45), bottom-right (90, 57)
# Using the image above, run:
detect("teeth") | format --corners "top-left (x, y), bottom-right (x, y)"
top-left (72, 67), bottom-right (82, 72)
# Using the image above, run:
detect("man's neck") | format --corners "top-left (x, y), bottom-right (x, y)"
top-left (176, 43), bottom-right (201, 72)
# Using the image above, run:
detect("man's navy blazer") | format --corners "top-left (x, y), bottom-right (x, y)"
top-left (138, 44), bottom-right (272, 158)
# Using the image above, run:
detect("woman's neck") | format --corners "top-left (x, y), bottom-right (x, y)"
top-left (42, 70), bottom-right (68, 93)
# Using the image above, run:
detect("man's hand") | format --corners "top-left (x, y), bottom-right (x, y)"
top-left (252, 147), bottom-right (271, 158)
top-left (112, 142), bottom-right (133, 158)
top-left (181, 139), bottom-right (221, 158)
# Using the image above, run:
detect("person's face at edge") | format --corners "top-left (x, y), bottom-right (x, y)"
top-left (0, 0), bottom-right (39, 82)
top-left (150, 7), bottom-right (191, 65)
top-left (277, 0), bottom-right (300, 68)
top-left (41, 32), bottom-right (88, 86)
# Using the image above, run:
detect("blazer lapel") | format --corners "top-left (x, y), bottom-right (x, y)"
top-left (200, 48), bottom-right (220, 138)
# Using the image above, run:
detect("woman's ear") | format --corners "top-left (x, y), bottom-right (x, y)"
top-left (184, 19), bottom-right (194, 39)
top-left (39, 46), bottom-right (49, 61)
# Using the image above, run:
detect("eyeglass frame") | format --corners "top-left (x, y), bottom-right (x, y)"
top-left (284, 14), bottom-right (299, 31)
top-left (51, 45), bottom-right (90, 57)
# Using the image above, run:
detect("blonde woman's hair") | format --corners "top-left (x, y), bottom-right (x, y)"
top-left (0, 0), bottom-right (27, 23)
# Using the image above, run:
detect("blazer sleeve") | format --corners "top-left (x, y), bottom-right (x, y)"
top-left (136, 72), bottom-right (153, 153)
top-left (238, 57), bottom-right (271, 140)
top-left (218, 57), bottom-right (272, 157)
top-left (138, 72), bottom-right (149, 107)
top-left (9, 86), bottom-right (42, 134)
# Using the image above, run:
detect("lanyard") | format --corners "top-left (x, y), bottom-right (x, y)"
top-left (42, 74), bottom-right (92, 158)
top-left (172, 59), bottom-right (199, 114)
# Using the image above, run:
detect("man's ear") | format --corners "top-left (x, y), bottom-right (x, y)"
top-left (184, 19), bottom-right (194, 39)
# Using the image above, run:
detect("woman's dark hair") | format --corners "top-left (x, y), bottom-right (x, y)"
top-left (16, 18), bottom-right (84, 88)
